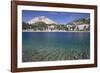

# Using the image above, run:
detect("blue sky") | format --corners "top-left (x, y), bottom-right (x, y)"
top-left (22, 10), bottom-right (90, 24)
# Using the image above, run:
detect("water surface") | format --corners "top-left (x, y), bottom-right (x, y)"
top-left (22, 32), bottom-right (90, 62)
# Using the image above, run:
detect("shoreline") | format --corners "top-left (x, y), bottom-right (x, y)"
top-left (22, 30), bottom-right (90, 32)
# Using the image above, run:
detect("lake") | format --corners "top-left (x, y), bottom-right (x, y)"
top-left (22, 32), bottom-right (90, 62)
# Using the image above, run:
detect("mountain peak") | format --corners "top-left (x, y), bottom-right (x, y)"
top-left (28, 16), bottom-right (57, 24)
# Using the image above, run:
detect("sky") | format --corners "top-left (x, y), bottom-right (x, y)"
top-left (22, 10), bottom-right (90, 24)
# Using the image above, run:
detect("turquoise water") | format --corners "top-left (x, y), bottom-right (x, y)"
top-left (22, 32), bottom-right (90, 62)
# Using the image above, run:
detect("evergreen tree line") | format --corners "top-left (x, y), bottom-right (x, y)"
top-left (22, 18), bottom-right (90, 31)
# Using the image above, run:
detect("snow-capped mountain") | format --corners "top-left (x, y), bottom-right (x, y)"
top-left (28, 16), bottom-right (57, 24)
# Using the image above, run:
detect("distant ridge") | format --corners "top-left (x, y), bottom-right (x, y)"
top-left (67, 17), bottom-right (90, 25)
top-left (28, 16), bottom-right (57, 24)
